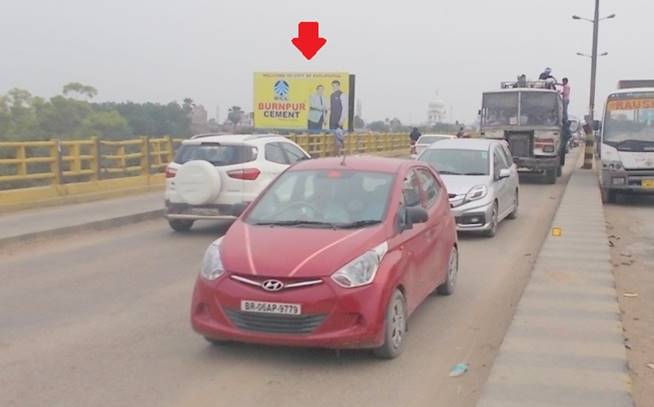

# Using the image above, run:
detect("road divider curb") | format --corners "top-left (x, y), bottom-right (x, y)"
top-left (0, 209), bottom-right (164, 250)
top-left (477, 163), bottom-right (633, 407)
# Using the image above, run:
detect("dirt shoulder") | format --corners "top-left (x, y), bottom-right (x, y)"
top-left (605, 195), bottom-right (654, 406)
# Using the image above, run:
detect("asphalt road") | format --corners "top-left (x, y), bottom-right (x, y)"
top-left (605, 193), bottom-right (654, 407)
top-left (0, 154), bottom-right (577, 407)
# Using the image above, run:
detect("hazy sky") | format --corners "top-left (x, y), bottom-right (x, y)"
top-left (1, 0), bottom-right (652, 124)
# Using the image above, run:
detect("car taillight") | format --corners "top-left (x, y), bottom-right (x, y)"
top-left (227, 168), bottom-right (260, 180)
top-left (165, 166), bottom-right (177, 178)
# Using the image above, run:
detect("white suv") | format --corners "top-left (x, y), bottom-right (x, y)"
top-left (165, 134), bottom-right (310, 231)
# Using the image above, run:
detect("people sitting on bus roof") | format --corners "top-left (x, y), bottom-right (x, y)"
top-left (513, 74), bottom-right (528, 88)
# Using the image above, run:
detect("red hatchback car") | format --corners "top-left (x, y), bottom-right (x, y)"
top-left (191, 156), bottom-right (458, 358)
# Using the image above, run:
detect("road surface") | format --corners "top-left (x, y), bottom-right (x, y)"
top-left (0, 157), bottom-right (576, 407)
top-left (605, 194), bottom-right (654, 407)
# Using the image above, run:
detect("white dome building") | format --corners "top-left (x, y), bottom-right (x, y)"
top-left (427, 92), bottom-right (447, 126)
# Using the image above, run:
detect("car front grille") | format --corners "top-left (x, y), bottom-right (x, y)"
top-left (223, 309), bottom-right (326, 335)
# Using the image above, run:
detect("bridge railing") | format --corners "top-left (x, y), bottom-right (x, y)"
top-left (0, 134), bottom-right (409, 191)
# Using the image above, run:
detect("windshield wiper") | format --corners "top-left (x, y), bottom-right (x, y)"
top-left (252, 220), bottom-right (337, 228)
top-left (462, 172), bottom-right (487, 176)
top-left (337, 220), bottom-right (383, 229)
top-left (438, 170), bottom-right (463, 175)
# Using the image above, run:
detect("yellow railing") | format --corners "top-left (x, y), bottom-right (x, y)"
top-left (0, 134), bottom-right (409, 191)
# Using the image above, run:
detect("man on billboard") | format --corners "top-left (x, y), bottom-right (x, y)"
top-left (308, 84), bottom-right (327, 131)
top-left (329, 80), bottom-right (348, 129)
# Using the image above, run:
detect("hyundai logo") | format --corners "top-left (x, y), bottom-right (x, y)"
top-left (261, 279), bottom-right (285, 292)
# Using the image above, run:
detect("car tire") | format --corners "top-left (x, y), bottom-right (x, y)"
top-left (507, 190), bottom-right (519, 219)
top-left (556, 165), bottom-right (562, 177)
top-left (169, 219), bottom-right (194, 232)
top-left (482, 202), bottom-right (498, 238)
top-left (601, 188), bottom-right (617, 204)
top-left (373, 289), bottom-right (407, 359)
top-left (204, 336), bottom-right (230, 346)
top-left (437, 247), bottom-right (459, 296)
top-left (544, 168), bottom-right (557, 184)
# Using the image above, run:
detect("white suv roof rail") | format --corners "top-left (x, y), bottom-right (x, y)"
top-left (190, 132), bottom-right (229, 140)
top-left (243, 134), bottom-right (284, 141)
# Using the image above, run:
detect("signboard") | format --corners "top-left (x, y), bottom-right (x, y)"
top-left (254, 72), bottom-right (355, 131)
top-left (607, 98), bottom-right (654, 111)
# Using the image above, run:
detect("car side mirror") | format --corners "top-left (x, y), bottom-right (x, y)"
top-left (407, 206), bottom-right (429, 224)
top-left (499, 168), bottom-right (511, 179)
top-left (397, 206), bottom-right (429, 232)
top-left (592, 120), bottom-right (602, 131)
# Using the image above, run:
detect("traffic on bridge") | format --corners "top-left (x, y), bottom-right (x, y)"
top-left (1, 1), bottom-right (653, 407)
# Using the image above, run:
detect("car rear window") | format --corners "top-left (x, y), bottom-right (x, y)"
top-left (173, 143), bottom-right (257, 166)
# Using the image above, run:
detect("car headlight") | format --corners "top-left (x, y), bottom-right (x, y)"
top-left (201, 238), bottom-right (225, 280)
top-left (602, 160), bottom-right (624, 171)
top-left (331, 242), bottom-right (388, 288)
top-left (464, 185), bottom-right (488, 203)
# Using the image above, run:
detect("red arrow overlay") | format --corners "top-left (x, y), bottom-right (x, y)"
top-left (291, 22), bottom-right (327, 60)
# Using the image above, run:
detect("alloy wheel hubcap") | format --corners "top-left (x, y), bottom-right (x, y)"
top-left (448, 250), bottom-right (458, 287)
top-left (390, 299), bottom-right (405, 348)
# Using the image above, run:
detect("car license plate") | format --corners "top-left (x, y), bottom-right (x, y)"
top-left (642, 179), bottom-right (654, 188)
top-left (240, 300), bottom-right (301, 315)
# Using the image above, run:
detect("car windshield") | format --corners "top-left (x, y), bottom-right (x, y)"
top-left (419, 149), bottom-right (490, 176)
top-left (418, 136), bottom-right (448, 145)
top-left (174, 143), bottom-right (257, 166)
top-left (520, 92), bottom-right (559, 126)
top-left (246, 170), bottom-right (394, 227)
top-left (482, 92), bottom-right (518, 126)
top-left (604, 96), bottom-right (654, 149)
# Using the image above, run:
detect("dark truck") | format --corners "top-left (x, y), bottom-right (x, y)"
top-left (479, 81), bottom-right (564, 184)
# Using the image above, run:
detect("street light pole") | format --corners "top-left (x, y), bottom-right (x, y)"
top-left (588, 0), bottom-right (600, 122)
top-left (573, 0), bottom-right (614, 169)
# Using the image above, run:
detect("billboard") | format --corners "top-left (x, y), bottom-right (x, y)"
top-left (254, 72), bottom-right (355, 131)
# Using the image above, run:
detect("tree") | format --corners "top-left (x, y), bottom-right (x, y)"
top-left (79, 111), bottom-right (131, 139)
top-left (354, 115), bottom-right (365, 129)
top-left (368, 120), bottom-right (389, 132)
top-left (389, 118), bottom-right (403, 132)
top-left (62, 82), bottom-right (98, 100)
top-left (227, 106), bottom-right (244, 129)
top-left (36, 95), bottom-right (92, 138)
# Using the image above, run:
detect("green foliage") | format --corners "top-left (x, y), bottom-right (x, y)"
top-left (80, 111), bottom-right (130, 139)
top-left (0, 85), bottom-right (192, 140)
top-left (62, 82), bottom-right (98, 99)
top-left (367, 120), bottom-right (389, 132)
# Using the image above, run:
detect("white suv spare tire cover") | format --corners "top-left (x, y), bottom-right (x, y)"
top-left (175, 160), bottom-right (222, 205)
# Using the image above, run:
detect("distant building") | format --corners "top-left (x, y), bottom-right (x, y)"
top-left (427, 92), bottom-right (447, 126)
top-left (191, 105), bottom-right (209, 134)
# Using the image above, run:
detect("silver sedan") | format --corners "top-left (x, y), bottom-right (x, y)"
top-left (417, 138), bottom-right (519, 237)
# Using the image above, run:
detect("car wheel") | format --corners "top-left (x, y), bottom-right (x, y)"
top-left (169, 219), bottom-right (194, 232)
top-left (437, 246), bottom-right (459, 296)
top-left (204, 336), bottom-right (230, 346)
top-left (373, 289), bottom-right (407, 359)
top-left (544, 169), bottom-right (557, 184)
top-left (507, 190), bottom-right (519, 219)
top-left (601, 188), bottom-right (617, 204)
top-left (556, 165), bottom-right (562, 177)
top-left (483, 202), bottom-right (498, 238)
